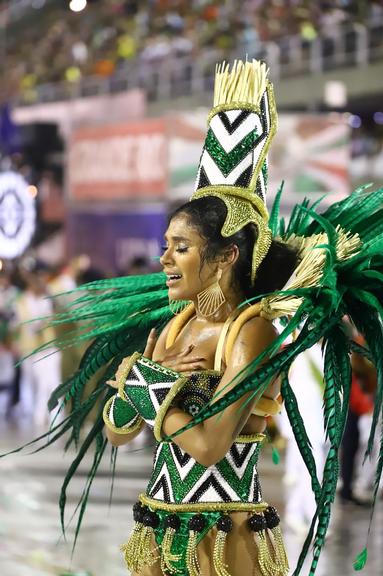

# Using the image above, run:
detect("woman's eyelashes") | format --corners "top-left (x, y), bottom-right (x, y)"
top-left (161, 245), bottom-right (189, 254)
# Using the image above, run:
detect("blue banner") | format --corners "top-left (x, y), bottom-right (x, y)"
top-left (66, 207), bottom-right (166, 275)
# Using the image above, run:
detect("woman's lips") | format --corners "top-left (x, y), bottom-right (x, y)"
top-left (166, 275), bottom-right (182, 287)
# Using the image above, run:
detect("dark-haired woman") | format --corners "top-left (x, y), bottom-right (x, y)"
top-left (105, 196), bottom-right (297, 576)
top-left (15, 59), bottom-right (382, 576)
top-left (102, 60), bottom-right (294, 575)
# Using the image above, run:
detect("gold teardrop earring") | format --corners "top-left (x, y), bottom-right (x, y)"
top-left (196, 269), bottom-right (226, 317)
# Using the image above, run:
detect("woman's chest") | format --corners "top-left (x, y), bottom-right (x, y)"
top-left (168, 319), bottom-right (223, 368)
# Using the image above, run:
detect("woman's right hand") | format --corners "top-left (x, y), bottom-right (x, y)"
top-left (156, 344), bottom-right (206, 374)
top-left (106, 327), bottom-right (206, 390)
top-left (143, 327), bottom-right (206, 373)
top-left (143, 328), bottom-right (157, 359)
top-left (106, 361), bottom-right (125, 389)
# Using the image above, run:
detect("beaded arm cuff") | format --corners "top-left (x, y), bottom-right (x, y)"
top-left (154, 370), bottom-right (226, 442)
top-left (103, 394), bottom-right (144, 435)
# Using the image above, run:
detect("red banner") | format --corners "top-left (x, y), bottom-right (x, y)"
top-left (68, 119), bottom-right (167, 200)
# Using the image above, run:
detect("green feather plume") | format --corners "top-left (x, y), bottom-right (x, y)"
top-left (353, 547), bottom-right (368, 571)
top-left (268, 181), bottom-right (284, 236)
top-left (281, 371), bottom-right (321, 502)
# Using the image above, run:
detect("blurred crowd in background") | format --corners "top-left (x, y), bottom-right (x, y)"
top-left (0, 254), bottom-right (157, 429)
top-left (1, 0), bottom-right (382, 103)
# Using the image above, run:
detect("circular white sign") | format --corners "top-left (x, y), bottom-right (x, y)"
top-left (0, 171), bottom-right (36, 259)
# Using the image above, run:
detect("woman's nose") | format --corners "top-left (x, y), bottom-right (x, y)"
top-left (160, 248), bottom-right (172, 267)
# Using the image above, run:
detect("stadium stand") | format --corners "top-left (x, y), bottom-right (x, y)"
top-left (0, 0), bottom-right (382, 105)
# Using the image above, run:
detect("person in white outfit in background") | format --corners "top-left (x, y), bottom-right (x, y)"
top-left (277, 343), bottom-right (326, 535)
top-left (354, 412), bottom-right (382, 500)
top-left (13, 260), bottom-right (61, 430)
top-left (0, 268), bottom-right (19, 418)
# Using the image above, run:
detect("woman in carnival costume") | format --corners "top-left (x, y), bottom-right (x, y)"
top-left (5, 59), bottom-right (383, 576)
top-left (104, 60), bottom-right (293, 576)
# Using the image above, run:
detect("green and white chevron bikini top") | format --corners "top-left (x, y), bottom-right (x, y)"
top-left (103, 306), bottom-right (288, 576)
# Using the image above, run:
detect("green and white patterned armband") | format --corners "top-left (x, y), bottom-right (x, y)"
top-left (119, 352), bottom-right (188, 435)
top-left (103, 393), bottom-right (143, 435)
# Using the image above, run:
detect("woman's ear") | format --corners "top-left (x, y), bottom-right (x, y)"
top-left (219, 244), bottom-right (239, 270)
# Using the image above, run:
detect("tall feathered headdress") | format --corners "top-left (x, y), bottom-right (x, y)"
top-left (191, 60), bottom-right (277, 282)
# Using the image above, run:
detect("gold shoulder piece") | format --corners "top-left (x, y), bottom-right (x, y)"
top-left (165, 303), bottom-right (195, 350)
top-left (224, 303), bottom-right (262, 365)
top-left (252, 396), bottom-right (282, 417)
top-left (235, 432), bottom-right (266, 443)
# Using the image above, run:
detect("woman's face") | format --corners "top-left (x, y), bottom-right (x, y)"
top-left (160, 214), bottom-right (218, 301)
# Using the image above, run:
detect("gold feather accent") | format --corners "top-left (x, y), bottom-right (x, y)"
top-left (213, 59), bottom-right (268, 108)
top-left (223, 226), bottom-right (361, 363)
top-left (261, 227), bottom-right (361, 319)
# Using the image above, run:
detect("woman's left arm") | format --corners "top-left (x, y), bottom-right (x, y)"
top-left (162, 316), bottom-right (279, 467)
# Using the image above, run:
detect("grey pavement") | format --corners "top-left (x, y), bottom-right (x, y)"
top-left (0, 423), bottom-right (382, 576)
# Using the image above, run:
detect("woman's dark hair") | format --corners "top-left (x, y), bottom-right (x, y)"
top-left (170, 196), bottom-right (299, 300)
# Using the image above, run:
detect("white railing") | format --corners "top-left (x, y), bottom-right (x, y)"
top-left (16, 18), bottom-right (383, 106)
top-left (0, 0), bottom-right (55, 24)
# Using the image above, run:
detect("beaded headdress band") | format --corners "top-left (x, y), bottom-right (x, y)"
top-left (191, 59), bottom-right (278, 283)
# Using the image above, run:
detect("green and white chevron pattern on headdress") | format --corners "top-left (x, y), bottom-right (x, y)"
top-left (191, 59), bottom-right (278, 282)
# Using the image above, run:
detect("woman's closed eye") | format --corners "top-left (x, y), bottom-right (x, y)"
top-left (161, 245), bottom-right (189, 254)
